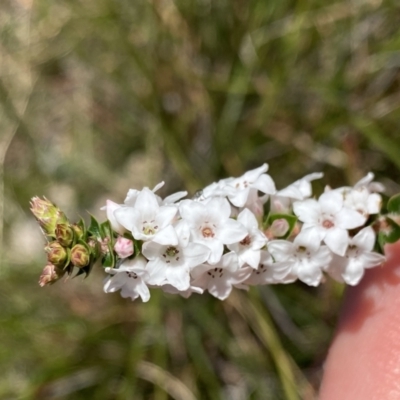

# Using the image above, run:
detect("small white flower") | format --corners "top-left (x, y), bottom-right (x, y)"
top-left (125, 182), bottom-right (187, 207)
top-left (354, 172), bottom-right (385, 193)
top-left (271, 172), bottom-right (323, 213)
top-left (243, 250), bottom-right (294, 285)
top-left (342, 187), bottom-right (382, 216)
top-left (268, 229), bottom-right (332, 286)
top-left (325, 226), bottom-right (386, 285)
top-left (199, 164), bottom-right (276, 208)
top-left (191, 252), bottom-right (251, 300)
top-left (225, 164), bottom-right (276, 207)
top-left (293, 190), bottom-right (366, 255)
top-left (179, 197), bottom-right (247, 264)
top-left (101, 200), bottom-right (126, 235)
top-left (114, 188), bottom-right (178, 245)
top-left (142, 221), bottom-right (210, 291)
top-left (227, 208), bottom-right (267, 269)
top-left (104, 256), bottom-right (150, 302)
top-left (160, 284), bottom-right (204, 298)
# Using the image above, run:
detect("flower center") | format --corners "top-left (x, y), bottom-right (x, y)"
top-left (142, 220), bottom-right (158, 235)
top-left (346, 244), bottom-right (359, 258)
top-left (162, 246), bottom-right (180, 263)
top-left (202, 226), bottom-right (215, 238)
top-left (235, 180), bottom-right (249, 189)
top-left (322, 219), bottom-right (334, 229)
top-left (240, 235), bottom-right (251, 246)
top-left (126, 271), bottom-right (138, 279)
top-left (207, 268), bottom-right (224, 278)
top-left (255, 263), bottom-right (267, 275)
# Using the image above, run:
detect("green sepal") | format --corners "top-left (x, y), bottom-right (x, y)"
top-left (62, 247), bottom-right (72, 270)
top-left (100, 220), bottom-right (113, 238)
top-left (262, 198), bottom-right (271, 223)
top-left (267, 213), bottom-right (298, 239)
top-left (134, 239), bottom-right (142, 257)
top-left (74, 217), bottom-right (87, 242)
top-left (378, 193), bottom-right (390, 214)
top-left (387, 193), bottom-right (400, 216)
top-left (88, 214), bottom-right (102, 240)
top-left (378, 217), bottom-right (400, 249)
top-left (123, 231), bottom-right (134, 241)
top-left (102, 247), bottom-right (115, 269)
top-left (74, 263), bottom-right (91, 278)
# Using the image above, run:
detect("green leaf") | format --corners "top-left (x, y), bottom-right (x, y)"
top-left (134, 240), bottom-right (142, 257)
top-left (100, 220), bottom-right (112, 238)
top-left (102, 246), bottom-right (115, 268)
top-left (378, 217), bottom-right (400, 248)
top-left (267, 213), bottom-right (298, 239)
top-left (88, 214), bottom-right (102, 240)
top-left (387, 194), bottom-right (400, 215)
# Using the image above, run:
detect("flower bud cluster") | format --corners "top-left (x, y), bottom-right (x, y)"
top-left (31, 197), bottom-right (105, 286)
top-left (101, 164), bottom-right (389, 302)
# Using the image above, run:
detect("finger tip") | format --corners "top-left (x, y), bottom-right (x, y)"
top-left (319, 242), bottom-right (400, 400)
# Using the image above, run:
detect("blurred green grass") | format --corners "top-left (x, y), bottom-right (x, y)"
top-left (1, 0), bottom-right (400, 398)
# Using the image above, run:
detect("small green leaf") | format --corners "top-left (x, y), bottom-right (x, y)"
top-left (100, 220), bottom-right (112, 238)
top-left (102, 247), bottom-right (115, 268)
top-left (378, 217), bottom-right (400, 248)
top-left (387, 194), bottom-right (400, 215)
top-left (134, 240), bottom-right (142, 257)
top-left (88, 214), bottom-right (102, 239)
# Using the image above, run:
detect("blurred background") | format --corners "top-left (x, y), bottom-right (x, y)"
top-left (1, 0), bottom-right (400, 399)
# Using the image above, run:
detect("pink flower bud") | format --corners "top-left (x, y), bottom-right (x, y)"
top-left (270, 218), bottom-right (290, 238)
top-left (45, 241), bottom-right (68, 267)
top-left (114, 237), bottom-right (134, 259)
top-left (70, 244), bottom-right (90, 267)
top-left (38, 263), bottom-right (64, 287)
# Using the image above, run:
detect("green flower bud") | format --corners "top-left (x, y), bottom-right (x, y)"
top-left (38, 263), bottom-right (65, 287)
top-left (70, 244), bottom-right (90, 267)
top-left (30, 196), bottom-right (68, 237)
top-left (55, 223), bottom-right (74, 247)
top-left (45, 241), bottom-right (68, 267)
top-left (71, 223), bottom-right (84, 240)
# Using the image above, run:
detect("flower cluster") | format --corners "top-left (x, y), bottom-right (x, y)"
top-left (32, 164), bottom-right (400, 302)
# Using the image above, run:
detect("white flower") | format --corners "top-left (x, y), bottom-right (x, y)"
top-left (227, 208), bottom-right (267, 269)
top-left (125, 182), bottom-right (187, 207)
top-left (331, 173), bottom-right (383, 217)
top-left (342, 187), bottom-right (382, 216)
top-left (243, 250), bottom-right (294, 285)
top-left (268, 229), bottom-right (332, 286)
top-left (101, 200), bottom-right (126, 235)
top-left (354, 172), bottom-right (385, 193)
top-left (114, 188), bottom-right (178, 245)
top-left (324, 226), bottom-right (386, 285)
top-left (293, 191), bottom-right (366, 255)
top-left (179, 197), bottom-right (247, 264)
top-left (160, 284), bottom-right (203, 298)
top-left (271, 172), bottom-right (323, 213)
top-left (225, 164), bottom-right (276, 207)
top-left (190, 252), bottom-right (251, 300)
top-left (103, 256), bottom-right (150, 302)
top-left (142, 221), bottom-right (210, 291)
top-left (199, 164), bottom-right (276, 208)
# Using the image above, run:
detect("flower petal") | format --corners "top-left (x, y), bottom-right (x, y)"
top-left (324, 227), bottom-right (349, 256)
top-left (335, 207), bottom-right (366, 229)
top-left (218, 219), bottom-right (247, 244)
top-left (293, 199), bottom-right (320, 224)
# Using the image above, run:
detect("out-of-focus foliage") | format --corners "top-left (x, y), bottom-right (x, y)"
top-left (1, 0), bottom-right (400, 399)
